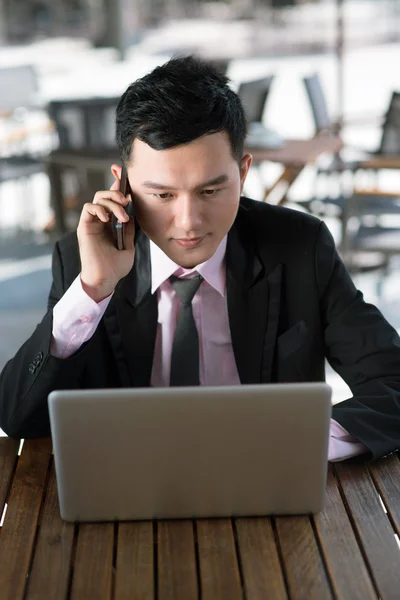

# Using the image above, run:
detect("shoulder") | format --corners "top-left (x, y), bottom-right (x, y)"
top-left (56, 230), bottom-right (79, 252)
top-left (239, 196), bottom-right (322, 234)
top-left (238, 196), bottom-right (324, 251)
top-left (53, 231), bottom-right (81, 286)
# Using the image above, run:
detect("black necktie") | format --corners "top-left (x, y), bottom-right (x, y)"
top-left (170, 275), bottom-right (203, 386)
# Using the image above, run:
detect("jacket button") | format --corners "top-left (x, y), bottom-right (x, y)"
top-left (28, 363), bottom-right (36, 374)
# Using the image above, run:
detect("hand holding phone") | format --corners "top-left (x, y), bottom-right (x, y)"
top-left (77, 165), bottom-right (136, 302)
top-left (112, 166), bottom-right (136, 250)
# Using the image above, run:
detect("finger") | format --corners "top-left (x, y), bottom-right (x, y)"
top-left (80, 203), bottom-right (110, 224)
top-left (93, 190), bottom-right (128, 206)
top-left (82, 202), bottom-right (129, 225)
top-left (92, 197), bottom-right (130, 222)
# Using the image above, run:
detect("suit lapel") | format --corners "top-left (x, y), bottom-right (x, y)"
top-left (103, 230), bottom-right (158, 387)
top-left (227, 205), bottom-right (283, 384)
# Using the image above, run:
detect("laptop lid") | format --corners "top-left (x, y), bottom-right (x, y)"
top-left (48, 382), bottom-right (332, 522)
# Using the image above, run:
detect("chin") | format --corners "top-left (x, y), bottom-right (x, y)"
top-left (176, 252), bottom-right (210, 269)
top-left (165, 236), bottom-right (216, 268)
top-left (174, 247), bottom-right (214, 269)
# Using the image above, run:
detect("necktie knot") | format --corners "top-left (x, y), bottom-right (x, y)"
top-left (170, 275), bottom-right (203, 305)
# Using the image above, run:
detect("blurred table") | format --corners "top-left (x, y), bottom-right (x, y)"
top-left (45, 132), bottom-right (343, 235)
top-left (356, 155), bottom-right (400, 170)
top-left (45, 148), bottom-right (119, 234)
top-left (246, 134), bottom-right (343, 205)
top-left (1, 437), bottom-right (400, 599)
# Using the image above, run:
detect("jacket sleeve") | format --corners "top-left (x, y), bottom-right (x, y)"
top-left (316, 221), bottom-right (400, 460)
top-left (0, 242), bottom-right (95, 439)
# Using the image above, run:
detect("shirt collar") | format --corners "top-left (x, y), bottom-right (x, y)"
top-left (150, 236), bottom-right (227, 297)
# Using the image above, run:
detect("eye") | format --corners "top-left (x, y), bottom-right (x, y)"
top-left (202, 189), bottom-right (220, 196)
top-left (152, 193), bottom-right (172, 199)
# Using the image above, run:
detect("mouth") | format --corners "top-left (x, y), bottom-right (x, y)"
top-left (173, 236), bottom-right (206, 249)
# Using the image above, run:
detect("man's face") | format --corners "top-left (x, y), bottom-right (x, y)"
top-left (119, 133), bottom-right (252, 268)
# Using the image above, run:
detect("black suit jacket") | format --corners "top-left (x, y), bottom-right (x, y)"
top-left (1, 198), bottom-right (400, 459)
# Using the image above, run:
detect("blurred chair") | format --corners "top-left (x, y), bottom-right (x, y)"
top-left (238, 75), bottom-right (275, 127)
top-left (45, 97), bottom-right (120, 233)
top-left (338, 92), bottom-right (400, 250)
top-left (303, 76), bottom-right (400, 278)
top-left (340, 190), bottom-right (400, 280)
top-left (303, 73), bottom-right (366, 178)
top-left (302, 74), bottom-right (400, 218)
top-left (379, 92), bottom-right (400, 155)
top-left (303, 72), bottom-right (332, 134)
top-left (355, 91), bottom-right (400, 172)
top-left (303, 72), bottom-right (348, 207)
top-left (48, 97), bottom-right (118, 151)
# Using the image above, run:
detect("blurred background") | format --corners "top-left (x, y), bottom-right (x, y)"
top-left (1, 0), bottom-right (400, 428)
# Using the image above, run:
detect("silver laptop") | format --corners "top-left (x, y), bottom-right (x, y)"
top-left (48, 383), bottom-right (332, 522)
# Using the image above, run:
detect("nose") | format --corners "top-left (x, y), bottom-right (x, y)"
top-left (174, 195), bottom-right (203, 232)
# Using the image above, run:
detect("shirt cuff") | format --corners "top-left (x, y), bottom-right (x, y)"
top-left (51, 275), bottom-right (112, 358)
top-left (328, 418), bottom-right (368, 462)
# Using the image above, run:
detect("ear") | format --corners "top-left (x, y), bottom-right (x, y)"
top-left (240, 154), bottom-right (253, 193)
top-left (111, 164), bottom-right (122, 181)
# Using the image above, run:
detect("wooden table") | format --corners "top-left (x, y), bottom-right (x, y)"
top-left (1, 438), bottom-right (400, 599)
top-left (357, 155), bottom-right (400, 171)
top-left (246, 134), bottom-right (343, 205)
top-left (46, 135), bottom-right (343, 236)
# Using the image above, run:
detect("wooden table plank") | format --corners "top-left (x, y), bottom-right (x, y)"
top-left (0, 437), bottom-right (19, 514)
top-left (235, 517), bottom-right (288, 600)
top-left (25, 460), bottom-right (75, 600)
top-left (369, 454), bottom-right (400, 537)
top-left (196, 519), bottom-right (243, 600)
top-left (70, 523), bottom-right (114, 600)
top-left (335, 462), bottom-right (400, 600)
top-left (275, 516), bottom-right (332, 600)
top-left (115, 521), bottom-right (154, 600)
top-left (247, 135), bottom-right (343, 166)
top-left (357, 156), bottom-right (400, 170)
top-left (0, 437), bottom-right (52, 600)
top-left (158, 520), bottom-right (198, 600)
top-left (314, 467), bottom-right (377, 600)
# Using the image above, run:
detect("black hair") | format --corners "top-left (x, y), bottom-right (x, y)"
top-left (115, 55), bottom-right (247, 165)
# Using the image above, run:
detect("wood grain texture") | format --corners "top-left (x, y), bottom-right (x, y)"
top-left (0, 437), bottom-right (52, 600)
top-left (158, 520), bottom-right (198, 600)
top-left (70, 523), bottom-right (114, 600)
top-left (276, 516), bottom-right (332, 600)
top-left (357, 156), bottom-right (400, 170)
top-left (115, 521), bottom-right (154, 600)
top-left (335, 461), bottom-right (400, 600)
top-left (25, 460), bottom-right (75, 600)
top-left (235, 517), bottom-right (288, 600)
top-left (0, 437), bottom-right (19, 513)
top-left (369, 454), bottom-right (400, 536)
top-left (314, 466), bottom-right (377, 600)
top-left (196, 519), bottom-right (243, 600)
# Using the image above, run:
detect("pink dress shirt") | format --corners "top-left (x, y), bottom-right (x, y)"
top-left (51, 236), bottom-right (367, 462)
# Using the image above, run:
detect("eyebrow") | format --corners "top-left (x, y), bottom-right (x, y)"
top-left (141, 174), bottom-right (230, 191)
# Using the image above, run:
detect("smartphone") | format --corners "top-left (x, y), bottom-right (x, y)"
top-left (112, 166), bottom-right (134, 250)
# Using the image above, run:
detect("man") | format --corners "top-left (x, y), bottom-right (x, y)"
top-left (1, 56), bottom-right (400, 462)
